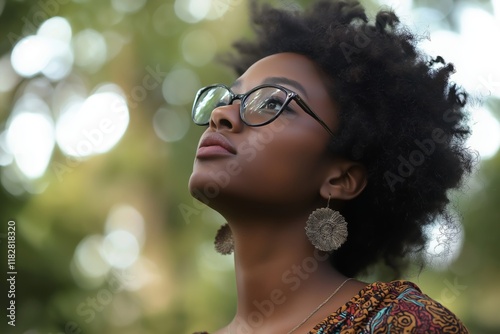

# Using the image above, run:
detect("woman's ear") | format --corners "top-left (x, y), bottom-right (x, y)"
top-left (320, 158), bottom-right (367, 200)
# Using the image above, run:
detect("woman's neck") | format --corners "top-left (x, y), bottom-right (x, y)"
top-left (226, 216), bottom-right (352, 333)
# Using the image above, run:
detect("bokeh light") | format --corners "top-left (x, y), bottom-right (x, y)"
top-left (72, 29), bottom-right (107, 73)
top-left (111, 0), bottom-right (147, 14)
top-left (174, 0), bottom-right (212, 23)
top-left (10, 16), bottom-right (73, 80)
top-left (153, 106), bottom-right (190, 143)
top-left (37, 16), bottom-right (72, 43)
top-left (4, 93), bottom-right (55, 179)
top-left (205, 0), bottom-right (241, 20)
top-left (181, 29), bottom-right (217, 66)
top-left (11, 36), bottom-right (54, 77)
top-left (468, 107), bottom-right (500, 159)
top-left (105, 204), bottom-right (146, 247)
top-left (51, 75), bottom-right (88, 117)
top-left (73, 234), bottom-right (111, 281)
top-left (418, 6), bottom-right (500, 158)
top-left (102, 230), bottom-right (141, 269)
top-left (424, 217), bottom-right (465, 270)
top-left (6, 111), bottom-right (55, 179)
top-left (161, 67), bottom-right (200, 105)
top-left (55, 91), bottom-right (129, 158)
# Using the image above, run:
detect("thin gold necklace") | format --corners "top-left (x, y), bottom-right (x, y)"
top-left (228, 277), bottom-right (353, 334)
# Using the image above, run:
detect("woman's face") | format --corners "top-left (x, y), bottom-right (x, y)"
top-left (189, 52), bottom-right (339, 216)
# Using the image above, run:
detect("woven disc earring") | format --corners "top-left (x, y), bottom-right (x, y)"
top-left (305, 195), bottom-right (348, 252)
top-left (214, 223), bottom-right (234, 255)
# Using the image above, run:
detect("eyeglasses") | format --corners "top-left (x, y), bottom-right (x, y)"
top-left (191, 83), bottom-right (335, 137)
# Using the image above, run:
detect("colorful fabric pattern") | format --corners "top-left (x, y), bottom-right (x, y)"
top-left (195, 280), bottom-right (468, 333)
top-left (309, 280), bottom-right (468, 333)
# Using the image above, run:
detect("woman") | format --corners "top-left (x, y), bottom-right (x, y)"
top-left (189, 0), bottom-right (472, 333)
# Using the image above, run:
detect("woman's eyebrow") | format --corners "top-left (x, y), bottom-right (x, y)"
top-left (262, 77), bottom-right (309, 98)
top-left (230, 77), bottom-right (309, 98)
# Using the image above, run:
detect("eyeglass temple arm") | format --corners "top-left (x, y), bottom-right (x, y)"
top-left (293, 96), bottom-right (336, 137)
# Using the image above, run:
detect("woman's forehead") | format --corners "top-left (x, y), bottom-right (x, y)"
top-left (235, 53), bottom-right (328, 95)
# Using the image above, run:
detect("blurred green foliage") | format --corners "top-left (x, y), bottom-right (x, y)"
top-left (0, 0), bottom-right (499, 333)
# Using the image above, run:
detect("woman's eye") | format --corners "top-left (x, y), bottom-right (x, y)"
top-left (259, 98), bottom-right (284, 111)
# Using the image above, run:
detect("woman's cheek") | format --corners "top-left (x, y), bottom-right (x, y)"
top-left (238, 141), bottom-right (257, 162)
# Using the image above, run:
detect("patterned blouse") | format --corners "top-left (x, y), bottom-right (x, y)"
top-left (195, 280), bottom-right (468, 333)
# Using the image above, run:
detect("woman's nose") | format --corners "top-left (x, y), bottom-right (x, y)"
top-left (209, 103), bottom-right (243, 132)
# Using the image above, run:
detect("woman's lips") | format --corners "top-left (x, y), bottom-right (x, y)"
top-left (196, 146), bottom-right (233, 157)
top-left (196, 132), bottom-right (236, 158)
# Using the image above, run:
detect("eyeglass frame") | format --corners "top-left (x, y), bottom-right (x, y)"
top-left (191, 83), bottom-right (335, 137)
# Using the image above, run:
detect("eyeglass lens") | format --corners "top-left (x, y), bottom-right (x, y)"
top-left (194, 86), bottom-right (289, 126)
top-left (193, 86), bottom-right (232, 125)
